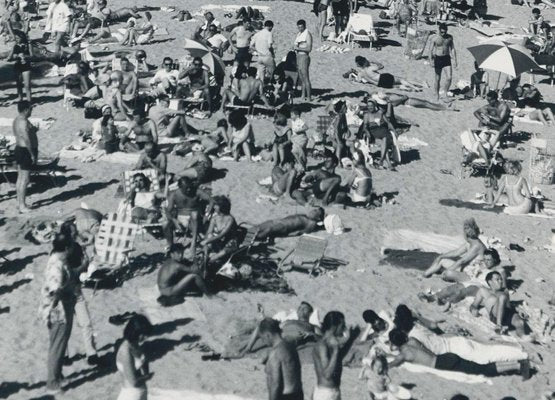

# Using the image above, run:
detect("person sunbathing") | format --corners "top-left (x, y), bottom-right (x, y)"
top-left (424, 218), bottom-right (486, 278)
top-left (157, 243), bottom-right (211, 304)
top-left (148, 94), bottom-right (189, 137)
top-left (269, 161), bottom-right (301, 198)
top-left (473, 91), bottom-right (511, 137)
top-left (292, 152), bottom-right (342, 206)
top-left (343, 151), bottom-right (373, 204)
top-left (177, 57), bottom-right (213, 115)
top-left (488, 160), bottom-right (534, 215)
top-left (370, 91), bottom-right (455, 111)
top-left (512, 105), bottom-right (554, 126)
top-left (353, 56), bottom-right (428, 92)
top-left (201, 196), bottom-right (238, 265)
top-left (127, 173), bottom-right (164, 223)
top-left (221, 66), bottom-right (271, 111)
top-left (470, 271), bottom-right (529, 338)
top-left (254, 207), bottom-right (325, 241)
top-left (134, 141), bottom-right (167, 180)
top-left (60, 61), bottom-right (94, 98)
top-left (229, 110), bottom-right (255, 162)
top-left (387, 328), bottom-right (530, 379)
top-left (84, 72), bottom-right (131, 121)
top-left (176, 142), bottom-right (213, 183)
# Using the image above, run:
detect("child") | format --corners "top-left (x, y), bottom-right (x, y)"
top-left (470, 61), bottom-right (488, 98)
top-left (272, 112), bottom-right (291, 166)
top-left (118, 17), bottom-right (139, 46)
top-left (290, 107), bottom-right (308, 170)
top-left (360, 355), bottom-right (411, 400)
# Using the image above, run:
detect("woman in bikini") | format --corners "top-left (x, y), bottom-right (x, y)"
top-left (489, 160), bottom-right (533, 215)
top-left (345, 151), bottom-right (373, 205)
top-left (116, 314), bottom-right (153, 400)
top-left (229, 110), bottom-right (255, 162)
top-left (201, 196), bottom-right (238, 265)
top-left (359, 99), bottom-right (396, 170)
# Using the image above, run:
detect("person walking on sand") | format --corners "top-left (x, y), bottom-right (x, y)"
top-left (260, 318), bottom-right (305, 400)
top-left (312, 311), bottom-right (358, 400)
top-left (429, 23), bottom-right (457, 100)
top-left (294, 20), bottom-right (313, 102)
top-left (13, 100), bottom-right (38, 214)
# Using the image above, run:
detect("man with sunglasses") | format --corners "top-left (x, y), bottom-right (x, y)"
top-left (203, 24), bottom-right (229, 56)
top-left (178, 57), bottom-right (213, 115)
top-left (429, 23), bottom-right (457, 100)
top-left (149, 56), bottom-right (179, 96)
top-left (194, 11), bottom-right (221, 41)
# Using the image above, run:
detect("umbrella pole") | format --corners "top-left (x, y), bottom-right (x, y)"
top-left (495, 71), bottom-right (501, 91)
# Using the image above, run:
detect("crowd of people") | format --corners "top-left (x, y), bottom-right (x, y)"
top-left (1, 0), bottom-right (554, 398)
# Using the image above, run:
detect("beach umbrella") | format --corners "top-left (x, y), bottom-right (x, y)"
top-left (183, 39), bottom-right (225, 78)
top-left (467, 42), bottom-right (540, 78)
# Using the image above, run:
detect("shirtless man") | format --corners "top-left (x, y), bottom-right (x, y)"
top-left (121, 110), bottom-right (158, 151)
top-left (313, 311), bottom-right (358, 400)
top-left (254, 208), bottom-right (325, 241)
top-left (388, 328), bottom-right (529, 379)
top-left (178, 57), bottom-right (212, 114)
top-left (260, 318), bottom-right (304, 400)
top-left (221, 67), bottom-right (270, 110)
top-left (13, 101), bottom-right (38, 213)
top-left (470, 271), bottom-right (528, 337)
top-left (163, 177), bottom-right (213, 253)
top-left (148, 94), bottom-right (189, 137)
top-left (230, 18), bottom-right (254, 66)
top-left (292, 154), bottom-right (341, 206)
top-left (424, 218), bottom-right (486, 278)
top-left (134, 141), bottom-right (167, 179)
top-left (176, 142), bottom-right (213, 182)
top-left (119, 57), bottom-right (138, 96)
top-left (429, 23), bottom-right (457, 100)
top-left (473, 90), bottom-right (511, 142)
top-left (157, 243), bottom-right (211, 302)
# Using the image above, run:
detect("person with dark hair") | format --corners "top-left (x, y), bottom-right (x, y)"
top-left (329, 100), bottom-right (349, 162)
top-left (127, 172), bottom-right (165, 223)
top-left (121, 109), bottom-right (158, 152)
top-left (358, 97), bottom-right (396, 170)
top-left (294, 19), bottom-right (312, 101)
top-left (221, 66), bottom-right (270, 111)
top-left (254, 208), bottom-right (325, 241)
top-left (353, 56), bottom-right (428, 91)
top-left (178, 57), bottom-right (213, 114)
top-left (8, 29), bottom-right (33, 102)
top-left (388, 328), bottom-right (529, 379)
top-left (147, 94), bottom-right (190, 137)
top-left (149, 56), bottom-right (180, 95)
top-left (424, 218), bottom-right (486, 278)
top-left (251, 20), bottom-right (275, 81)
top-left (470, 271), bottom-right (529, 337)
top-left (176, 141), bottom-right (213, 182)
top-left (315, 0), bottom-right (331, 40)
top-left (292, 152), bottom-right (341, 206)
top-left (259, 317), bottom-right (304, 400)
top-left (157, 243), bottom-right (211, 304)
top-left (230, 18), bottom-right (254, 66)
top-left (473, 90), bottom-right (511, 141)
top-left (201, 195), bottom-right (238, 264)
top-left (134, 141), bottom-right (167, 181)
top-left (13, 100), bottom-right (38, 214)
top-left (116, 314), bottom-right (153, 400)
top-left (39, 233), bottom-right (75, 394)
top-left (313, 311), bottom-right (357, 400)
top-left (229, 110), bottom-right (255, 161)
top-left (269, 160), bottom-right (302, 199)
top-left (163, 176), bottom-right (213, 251)
top-left (429, 23), bottom-right (457, 100)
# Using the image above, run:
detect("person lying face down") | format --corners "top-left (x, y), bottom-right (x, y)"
top-left (254, 207), bottom-right (325, 241)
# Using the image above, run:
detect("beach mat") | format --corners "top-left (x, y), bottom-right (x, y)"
top-left (379, 249), bottom-right (438, 271)
top-left (137, 285), bottom-right (207, 325)
top-left (381, 229), bottom-right (465, 254)
top-left (150, 388), bottom-right (260, 400)
top-left (439, 199), bottom-right (504, 213)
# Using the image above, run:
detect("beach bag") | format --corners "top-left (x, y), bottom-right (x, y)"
top-left (324, 214), bottom-right (344, 235)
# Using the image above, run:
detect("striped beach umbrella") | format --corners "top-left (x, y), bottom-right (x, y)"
top-left (183, 39), bottom-right (225, 78)
top-left (467, 42), bottom-right (540, 78)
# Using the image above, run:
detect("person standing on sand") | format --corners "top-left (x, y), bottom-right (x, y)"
top-left (13, 100), bottom-right (38, 214)
top-left (429, 23), bottom-right (457, 100)
top-left (260, 318), bottom-right (305, 400)
top-left (294, 20), bottom-right (313, 102)
top-left (251, 20), bottom-right (275, 81)
top-left (312, 311), bottom-right (358, 400)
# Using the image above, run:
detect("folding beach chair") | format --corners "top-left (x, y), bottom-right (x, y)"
top-left (345, 13), bottom-right (378, 49)
top-left (459, 129), bottom-right (501, 178)
top-left (86, 212), bottom-right (139, 293)
top-left (277, 234), bottom-right (328, 277)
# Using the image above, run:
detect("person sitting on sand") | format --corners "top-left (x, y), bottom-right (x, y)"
top-left (290, 107), bottom-right (308, 170)
top-left (229, 110), bottom-right (255, 162)
top-left (359, 98), bottom-right (396, 170)
top-left (341, 151), bottom-right (373, 205)
top-left (149, 57), bottom-right (180, 96)
top-left (60, 61), bottom-right (94, 99)
top-left (292, 152), bottom-right (341, 206)
top-left (84, 72), bottom-right (131, 121)
top-left (268, 160), bottom-right (302, 199)
top-left (134, 141), bottom-right (167, 182)
top-left (148, 94), bottom-right (190, 137)
top-left (423, 218), bottom-right (486, 278)
top-left (353, 56), bottom-right (428, 92)
top-left (470, 271), bottom-right (530, 338)
top-left (387, 328), bottom-right (530, 379)
top-left (120, 109), bottom-right (158, 152)
top-left (488, 160), bottom-right (534, 215)
top-left (473, 91), bottom-right (511, 138)
top-left (157, 243), bottom-right (211, 304)
top-left (201, 196), bottom-right (238, 265)
top-left (178, 57), bottom-right (213, 115)
top-left (512, 106), bottom-right (555, 126)
top-left (127, 172), bottom-right (165, 223)
top-left (176, 142), bottom-right (213, 183)
top-left (254, 207), bottom-right (325, 241)
top-left (221, 66), bottom-right (271, 111)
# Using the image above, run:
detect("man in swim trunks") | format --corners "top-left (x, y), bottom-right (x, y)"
top-left (230, 18), bottom-right (253, 66)
top-left (254, 207), bottom-right (325, 241)
top-left (260, 318), bottom-right (305, 400)
top-left (178, 57), bottom-right (213, 114)
top-left (157, 243), bottom-right (211, 303)
top-left (119, 57), bottom-right (138, 97)
top-left (470, 271), bottom-right (528, 337)
top-left (292, 153), bottom-right (341, 206)
top-left (220, 66), bottom-right (270, 111)
top-left (13, 100), bottom-right (38, 213)
top-left (429, 23), bottom-right (457, 100)
top-left (134, 141), bottom-right (167, 181)
top-left (148, 94), bottom-right (190, 137)
top-left (176, 142), bottom-right (213, 183)
top-left (473, 90), bottom-right (511, 143)
top-left (121, 109), bottom-right (158, 151)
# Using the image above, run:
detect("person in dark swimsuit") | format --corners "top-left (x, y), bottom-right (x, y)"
top-left (163, 177), bottom-right (213, 255)
top-left (176, 142), bottom-right (213, 183)
top-left (359, 99), bottom-right (396, 169)
top-left (272, 112), bottom-right (291, 167)
top-left (121, 110), bottom-right (158, 152)
top-left (8, 29), bottom-right (33, 102)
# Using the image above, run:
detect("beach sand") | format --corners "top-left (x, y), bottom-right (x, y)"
top-left (1, 0), bottom-right (554, 399)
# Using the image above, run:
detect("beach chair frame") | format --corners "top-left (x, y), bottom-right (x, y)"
top-left (345, 13), bottom-right (378, 49)
top-left (277, 234), bottom-right (328, 277)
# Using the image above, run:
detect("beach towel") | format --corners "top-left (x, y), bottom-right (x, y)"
top-left (379, 249), bottom-right (439, 271)
top-left (400, 362), bottom-right (492, 384)
top-left (137, 285), bottom-right (207, 325)
top-left (381, 229), bottom-right (466, 254)
top-left (150, 388), bottom-right (260, 400)
top-left (0, 117), bottom-right (55, 130)
top-left (396, 136), bottom-right (428, 149)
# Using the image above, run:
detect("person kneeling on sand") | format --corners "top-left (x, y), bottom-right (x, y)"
top-left (157, 244), bottom-right (212, 305)
top-left (254, 207), bottom-right (325, 242)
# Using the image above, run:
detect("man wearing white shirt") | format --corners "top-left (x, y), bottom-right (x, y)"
top-left (204, 24), bottom-right (229, 56)
top-left (194, 12), bottom-right (221, 41)
top-left (45, 0), bottom-right (72, 53)
top-left (251, 20), bottom-right (275, 81)
top-left (149, 57), bottom-right (180, 96)
top-left (294, 19), bottom-right (312, 101)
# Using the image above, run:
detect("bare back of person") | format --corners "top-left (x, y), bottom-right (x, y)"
top-left (157, 259), bottom-right (182, 291)
top-left (238, 77), bottom-right (259, 103)
top-left (401, 340), bottom-right (437, 367)
top-left (267, 340), bottom-right (303, 395)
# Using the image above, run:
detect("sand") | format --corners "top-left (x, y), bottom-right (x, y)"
top-left (1, 0), bottom-right (555, 399)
